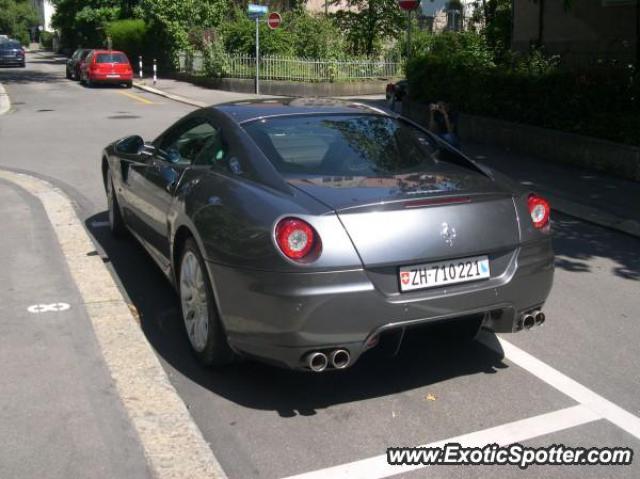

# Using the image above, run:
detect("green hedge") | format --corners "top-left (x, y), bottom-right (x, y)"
top-left (407, 44), bottom-right (640, 146)
top-left (106, 19), bottom-right (148, 62)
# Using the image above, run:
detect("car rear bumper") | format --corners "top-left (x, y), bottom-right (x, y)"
top-left (88, 74), bottom-right (132, 82)
top-left (209, 239), bottom-right (554, 371)
top-left (0, 58), bottom-right (24, 65)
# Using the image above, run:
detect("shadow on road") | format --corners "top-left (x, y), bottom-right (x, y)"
top-left (0, 68), bottom-right (64, 85)
top-left (86, 211), bottom-right (508, 417)
top-left (552, 213), bottom-right (640, 281)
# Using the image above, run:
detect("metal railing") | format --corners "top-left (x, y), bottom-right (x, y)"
top-left (178, 51), bottom-right (403, 82)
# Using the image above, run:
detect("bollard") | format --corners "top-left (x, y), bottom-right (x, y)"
top-left (153, 59), bottom-right (157, 86)
top-left (138, 56), bottom-right (143, 80)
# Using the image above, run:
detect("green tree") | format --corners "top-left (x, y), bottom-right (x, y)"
top-left (138, 0), bottom-right (227, 57)
top-left (329, 0), bottom-right (406, 57)
top-left (0, 0), bottom-right (39, 45)
top-left (52, 0), bottom-right (122, 48)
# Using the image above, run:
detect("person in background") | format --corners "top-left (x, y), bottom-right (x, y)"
top-left (428, 101), bottom-right (461, 149)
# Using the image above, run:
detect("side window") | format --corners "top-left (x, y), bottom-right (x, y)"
top-left (159, 120), bottom-right (218, 166)
top-left (193, 128), bottom-right (227, 168)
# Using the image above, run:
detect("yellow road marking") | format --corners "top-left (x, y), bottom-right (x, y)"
top-left (118, 90), bottom-right (155, 105)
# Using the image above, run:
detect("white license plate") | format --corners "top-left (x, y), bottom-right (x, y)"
top-left (107, 74), bottom-right (120, 78)
top-left (399, 255), bottom-right (490, 292)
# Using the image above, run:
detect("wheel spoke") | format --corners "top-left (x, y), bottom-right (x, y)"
top-left (179, 251), bottom-right (210, 353)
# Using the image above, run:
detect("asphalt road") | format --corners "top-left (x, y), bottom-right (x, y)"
top-left (1, 54), bottom-right (639, 479)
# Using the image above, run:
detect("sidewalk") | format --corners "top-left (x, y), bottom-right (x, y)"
top-left (0, 177), bottom-right (152, 479)
top-left (133, 78), bottom-right (640, 239)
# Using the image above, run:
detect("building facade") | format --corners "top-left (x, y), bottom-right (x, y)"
top-left (31, 0), bottom-right (55, 32)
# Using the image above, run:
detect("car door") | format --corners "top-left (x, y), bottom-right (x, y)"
top-left (136, 117), bottom-right (220, 264)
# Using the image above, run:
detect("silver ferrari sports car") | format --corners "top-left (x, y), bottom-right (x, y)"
top-left (102, 98), bottom-right (554, 372)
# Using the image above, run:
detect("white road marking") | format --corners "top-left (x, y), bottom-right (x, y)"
top-left (0, 170), bottom-right (227, 479)
top-left (479, 333), bottom-right (640, 440)
top-left (27, 302), bottom-right (71, 313)
top-left (90, 220), bottom-right (110, 228)
top-left (282, 405), bottom-right (600, 479)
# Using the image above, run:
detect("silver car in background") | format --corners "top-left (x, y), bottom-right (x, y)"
top-left (103, 99), bottom-right (554, 372)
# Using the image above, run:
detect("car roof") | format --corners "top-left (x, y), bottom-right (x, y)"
top-left (213, 98), bottom-right (388, 124)
top-left (92, 50), bottom-right (127, 55)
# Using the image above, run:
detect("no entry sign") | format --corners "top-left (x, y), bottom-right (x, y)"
top-left (397, 0), bottom-right (421, 10)
top-left (267, 12), bottom-right (282, 30)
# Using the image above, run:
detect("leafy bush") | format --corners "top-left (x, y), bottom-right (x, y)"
top-left (138, 0), bottom-right (227, 67)
top-left (221, 8), bottom-right (294, 57)
top-left (0, 0), bottom-right (38, 45)
top-left (407, 36), bottom-right (639, 145)
top-left (39, 31), bottom-right (54, 49)
top-left (106, 19), bottom-right (148, 62)
top-left (288, 11), bottom-right (345, 59)
top-left (203, 40), bottom-right (230, 78)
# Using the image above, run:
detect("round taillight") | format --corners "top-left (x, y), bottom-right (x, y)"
top-left (528, 194), bottom-right (550, 229)
top-left (275, 218), bottom-right (317, 260)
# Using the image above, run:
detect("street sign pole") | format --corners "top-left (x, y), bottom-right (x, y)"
top-left (255, 16), bottom-right (260, 95)
top-left (407, 10), bottom-right (412, 59)
top-left (247, 4), bottom-right (268, 95)
top-left (397, 0), bottom-right (421, 60)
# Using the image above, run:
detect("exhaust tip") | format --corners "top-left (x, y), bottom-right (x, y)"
top-left (523, 314), bottom-right (535, 330)
top-left (307, 352), bottom-right (328, 372)
top-left (535, 311), bottom-right (546, 326)
top-left (330, 349), bottom-right (351, 369)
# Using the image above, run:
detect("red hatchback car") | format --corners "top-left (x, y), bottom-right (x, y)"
top-left (81, 50), bottom-right (133, 88)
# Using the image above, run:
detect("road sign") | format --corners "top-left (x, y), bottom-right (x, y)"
top-left (397, 0), bottom-right (421, 11)
top-left (267, 12), bottom-right (282, 30)
top-left (247, 4), bottom-right (268, 18)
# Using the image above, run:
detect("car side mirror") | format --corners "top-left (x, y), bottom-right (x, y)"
top-left (115, 135), bottom-right (144, 155)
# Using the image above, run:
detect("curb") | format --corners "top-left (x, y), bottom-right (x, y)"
top-left (0, 83), bottom-right (11, 115)
top-left (0, 169), bottom-right (228, 479)
top-left (134, 81), bottom-right (640, 240)
top-left (133, 81), bottom-right (207, 108)
top-left (544, 192), bottom-right (640, 239)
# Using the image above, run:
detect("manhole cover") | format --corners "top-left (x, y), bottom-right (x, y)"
top-left (36, 109), bottom-right (54, 112)
top-left (108, 115), bottom-right (141, 120)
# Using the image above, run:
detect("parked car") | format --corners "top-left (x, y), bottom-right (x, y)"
top-left (386, 79), bottom-right (408, 108)
top-left (102, 98), bottom-right (554, 372)
top-left (66, 48), bottom-right (92, 80)
top-left (80, 50), bottom-right (133, 88)
top-left (0, 40), bottom-right (26, 68)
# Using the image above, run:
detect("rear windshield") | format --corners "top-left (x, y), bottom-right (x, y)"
top-left (243, 114), bottom-right (462, 177)
top-left (96, 53), bottom-right (128, 64)
top-left (0, 41), bottom-right (21, 50)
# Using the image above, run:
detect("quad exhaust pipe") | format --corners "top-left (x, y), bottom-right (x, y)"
top-left (330, 349), bottom-right (351, 369)
top-left (306, 349), bottom-right (351, 372)
top-left (307, 352), bottom-right (328, 372)
top-left (522, 310), bottom-right (546, 330)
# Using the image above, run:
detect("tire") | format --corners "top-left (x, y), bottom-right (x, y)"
top-left (106, 176), bottom-right (127, 238)
top-left (178, 238), bottom-right (235, 367)
top-left (86, 78), bottom-right (93, 88)
top-left (124, 81), bottom-right (132, 89)
top-left (66, 68), bottom-right (71, 79)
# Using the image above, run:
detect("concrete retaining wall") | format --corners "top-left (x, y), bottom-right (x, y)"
top-left (174, 73), bottom-right (389, 97)
top-left (402, 100), bottom-right (640, 182)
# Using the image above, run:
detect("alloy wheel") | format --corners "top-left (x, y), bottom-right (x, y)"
top-left (180, 251), bottom-right (210, 353)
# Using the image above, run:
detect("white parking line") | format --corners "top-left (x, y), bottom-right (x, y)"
top-left (283, 405), bottom-right (600, 479)
top-left (285, 331), bottom-right (640, 479)
top-left (479, 333), bottom-right (640, 440)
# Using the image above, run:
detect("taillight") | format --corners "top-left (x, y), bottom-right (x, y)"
top-left (275, 218), bottom-right (319, 261)
top-left (528, 194), bottom-right (550, 229)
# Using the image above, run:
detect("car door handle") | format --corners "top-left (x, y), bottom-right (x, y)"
top-left (208, 196), bottom-right (223, 206)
